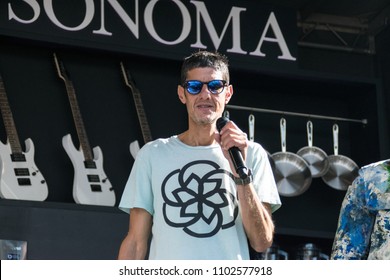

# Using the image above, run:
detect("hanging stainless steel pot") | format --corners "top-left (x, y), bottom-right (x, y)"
top-left (248, 114), bottom-right (275, 172)
top-left (258, 244), bottom-right (289, 260)
top-left (297, 121), bottom-right (329, 177)
top-left (272, 118), bottom-right (312, 197)
top-left (322, 124), bottom-right (359, 190)
top-left (296, 243), bottom-right (329, 260)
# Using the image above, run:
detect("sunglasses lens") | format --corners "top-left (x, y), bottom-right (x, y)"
top-left (184, 80), bottom-right (226, 95)
top-left (208, 80), bottom-right (225, 94)
top-left (185, 81), bottom-right (203, 95)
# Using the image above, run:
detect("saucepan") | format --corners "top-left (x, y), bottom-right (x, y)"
top-left (255, 244), bottom-right (289, 260)
top-left (295, 243), bottom-right (329, 260)
top-left (322, 124), bottom-right (359, 190)
top-left (248, 114), bottom-right (275, 172)
top-left (272, 118), bottom-right (312, 197)
top-left (297, 121), bottom-right (329, 177)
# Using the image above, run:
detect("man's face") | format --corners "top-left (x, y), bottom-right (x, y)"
top-left (177, 67), bottom-right (233, 126)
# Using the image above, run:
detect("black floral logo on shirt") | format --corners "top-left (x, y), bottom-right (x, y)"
top-left (161, 160), bottom-right (238, 238)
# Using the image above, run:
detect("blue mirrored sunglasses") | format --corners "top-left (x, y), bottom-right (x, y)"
top-left (183, 80), bottom-right (227, 95)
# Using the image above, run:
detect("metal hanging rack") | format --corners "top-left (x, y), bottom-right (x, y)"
top-left (226, 104), bottom-right (368, 125)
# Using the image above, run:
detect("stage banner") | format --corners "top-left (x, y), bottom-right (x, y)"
top-left (0, 0), bottom-right (297, 71)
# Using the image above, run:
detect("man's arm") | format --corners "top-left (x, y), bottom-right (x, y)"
top-left (237, 185), bottom-right (274, 252)
top-left (331, 186), bottom-right (374, 259)
top-left (118, 207), bottom-right (152, 260)
top-left (216, 120), bottom-right (276, 252)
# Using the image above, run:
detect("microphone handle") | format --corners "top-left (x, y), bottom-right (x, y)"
top-left (228, 147), bottom-right (248, 179)
top-left (217, 117), bottom-right (248, 179)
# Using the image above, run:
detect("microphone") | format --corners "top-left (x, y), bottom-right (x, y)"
top-left (216, 117), bottom-right (249, 179)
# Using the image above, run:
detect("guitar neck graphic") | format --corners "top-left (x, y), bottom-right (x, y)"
top-left (54, 53), bottom-right (115, 206)
top-left (120, 62), bottom-right (152, 159)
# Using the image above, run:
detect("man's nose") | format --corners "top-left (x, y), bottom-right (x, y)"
top-left (199, 84), bottom-right (212, 97)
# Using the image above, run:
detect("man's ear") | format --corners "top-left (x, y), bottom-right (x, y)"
top-left (177, 85), bottom-right (186, 104)
top-left (225, 85), bottom-right (233, 104)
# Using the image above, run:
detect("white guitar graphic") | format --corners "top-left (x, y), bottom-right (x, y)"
top-left (54, 53), bottom-right (115, 206)
top-left (120, 62), bottom-right (152, 159)
top-left (0, 74), bottom-right (48, 201)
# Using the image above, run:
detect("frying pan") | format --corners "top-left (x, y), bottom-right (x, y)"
top-left (296, 121), bottom-right (329, 177)
top-left (272, 118), bottom-right (312, 197)
top-left (248, 114), bottom-right (275, 172)
top-left (322, 124), bottom-right (359, 190)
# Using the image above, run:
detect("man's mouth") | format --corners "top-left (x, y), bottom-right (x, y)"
top-left (196, 104), bottom-right (214, 109)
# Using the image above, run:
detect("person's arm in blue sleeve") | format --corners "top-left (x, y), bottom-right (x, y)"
top-left (331, 180), bottom-right (375, 260)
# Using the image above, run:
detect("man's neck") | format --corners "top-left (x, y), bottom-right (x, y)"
top-left (178, 125), bottom-right (217, 147)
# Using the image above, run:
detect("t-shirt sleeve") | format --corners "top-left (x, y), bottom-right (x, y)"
top-left (248, 143), bottom-right (281, 213)
top-left (118, 145), bottom-right (154, 215)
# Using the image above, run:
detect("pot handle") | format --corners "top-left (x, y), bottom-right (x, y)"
top-left (319, 253), bottom-right (329, 260)
top-left (280, 118), bottom-right (287, 153)
top-left (223, 110), bottom-right (230, 119)
top-left (278, 249), bottom-right (289, 260)
top-left (307, 121), bottom-right (313, 147)
top-left (248, 114), bottom-right (255, 142)
top-left (333, 124), bottom-right (339, 156)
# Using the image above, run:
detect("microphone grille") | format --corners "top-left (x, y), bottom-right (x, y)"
top-left (216, 117), bottom-right (229, 132)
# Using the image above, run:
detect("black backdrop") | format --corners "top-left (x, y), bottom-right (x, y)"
top-left (0, 36), bottom-right (379, 217)
top-left (0, 34), bottom-right (383, 259)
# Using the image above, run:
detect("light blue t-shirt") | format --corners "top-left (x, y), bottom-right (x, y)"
top-left (119, 136), bottom-right (281, 260)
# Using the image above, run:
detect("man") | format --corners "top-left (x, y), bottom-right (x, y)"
top-left (117, 50), bottom-right (281, 260)
top-left (331, 159), bottom-right (390, 259)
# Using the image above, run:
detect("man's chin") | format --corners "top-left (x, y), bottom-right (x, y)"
top-left (194, 115), bottom-right (216, 125)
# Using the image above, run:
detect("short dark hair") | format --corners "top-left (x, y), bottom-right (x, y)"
top-left (180, 50), bottom-right (230, 85)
